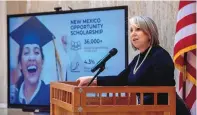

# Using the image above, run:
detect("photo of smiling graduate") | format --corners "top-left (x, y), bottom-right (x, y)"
top-left (10, 16), bottom-right (55, 105)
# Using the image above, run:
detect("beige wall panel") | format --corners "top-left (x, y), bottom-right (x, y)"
top-left (7, 1), bottom-right (27, 15)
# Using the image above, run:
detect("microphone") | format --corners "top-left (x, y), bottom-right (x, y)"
top-left (91, 48), bottom-right (118, 73)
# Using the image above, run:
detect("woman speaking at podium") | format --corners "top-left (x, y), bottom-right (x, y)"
top-left (77, 16), bottom-right (191, 115)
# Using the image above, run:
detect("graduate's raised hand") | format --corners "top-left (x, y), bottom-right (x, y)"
top-left (61, 35), bottom-right (68, 52)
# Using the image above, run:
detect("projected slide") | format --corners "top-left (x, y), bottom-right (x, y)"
top-left (8, 8), bottom-right (127, 106)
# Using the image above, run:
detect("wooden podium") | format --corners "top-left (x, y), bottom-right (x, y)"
top-left (50, 82), bottom-right (176, 115)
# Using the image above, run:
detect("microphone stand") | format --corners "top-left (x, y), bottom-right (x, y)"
top-left (87, 63), bottom-right (105, 86)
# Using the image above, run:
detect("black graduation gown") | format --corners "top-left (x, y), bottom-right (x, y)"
top-left (16, 80), bottom-right (50, 105)
top-left (97, 45), bottom-right (191, 115)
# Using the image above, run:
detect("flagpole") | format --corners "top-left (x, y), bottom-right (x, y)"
top-left (183, 53), bottom-right (187, 101)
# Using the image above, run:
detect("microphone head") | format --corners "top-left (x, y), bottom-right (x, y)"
top-left (90, 48), bottom-right (118, 73)
top-left (109, 48), bottom-right (118, 56)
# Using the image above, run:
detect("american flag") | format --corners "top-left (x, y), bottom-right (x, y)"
top-left (174, 1), bottom-right (196, 115)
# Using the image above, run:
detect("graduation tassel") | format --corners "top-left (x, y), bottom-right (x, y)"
top-left (52, 37), bottom-right (63, 81)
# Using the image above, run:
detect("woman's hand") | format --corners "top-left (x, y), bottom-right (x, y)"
top-left (61, 35), bottom-right (68, 52)
top-left (76, 76), bottom-right (97, 86)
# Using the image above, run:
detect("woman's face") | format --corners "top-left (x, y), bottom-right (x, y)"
top-left (20, 44), bottom-right (43, 85)
top-left (130, 24), bottom-right (150, 51)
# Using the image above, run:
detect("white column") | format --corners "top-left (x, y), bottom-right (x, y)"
top-left (0, 0), bottom-right (7, 108)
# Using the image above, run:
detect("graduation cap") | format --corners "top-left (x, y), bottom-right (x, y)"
top-left (10, 16), bottom-right (55, 48)
top-left (10, 16), bottom-right (65, 81)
